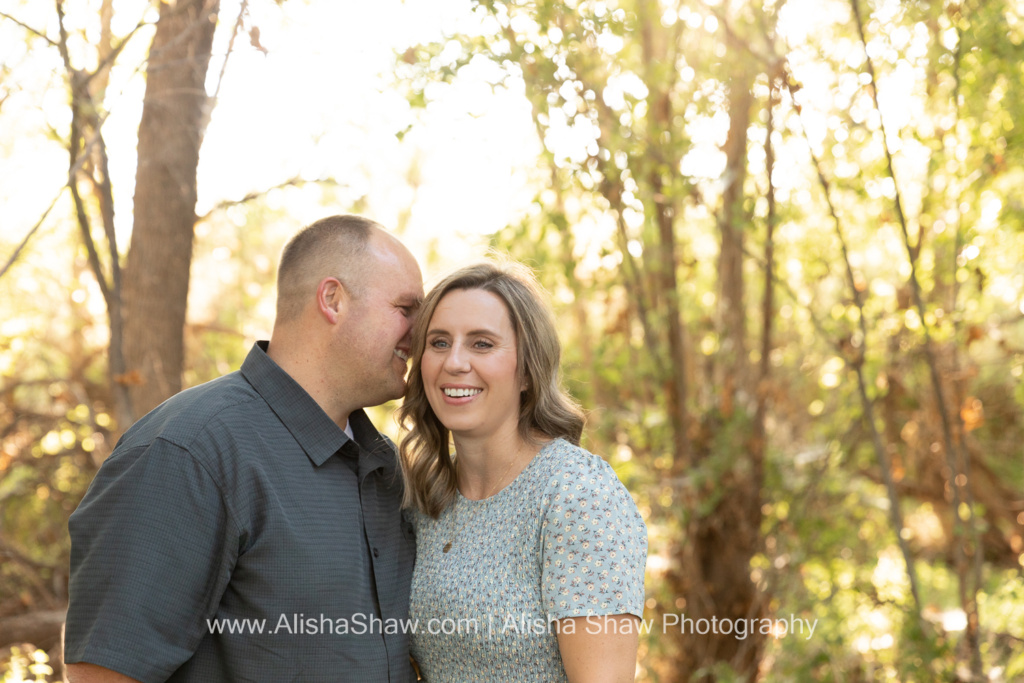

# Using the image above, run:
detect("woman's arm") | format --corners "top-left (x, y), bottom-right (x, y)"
top-left (557, 615), bottom-right (639, 683)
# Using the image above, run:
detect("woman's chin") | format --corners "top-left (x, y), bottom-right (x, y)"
top-left (440, 422), bottom-right (473, 437)
top-left (437, 418), bottom-right (488, 441)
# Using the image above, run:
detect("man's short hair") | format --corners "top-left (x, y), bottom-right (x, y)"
top-left (275, 215), bottom-right (378, 322)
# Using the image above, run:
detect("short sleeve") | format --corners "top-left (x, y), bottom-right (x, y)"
top-left (540, 456), bottom-right (647, 621)
top-left (65, 439), bottom-right (239, 683)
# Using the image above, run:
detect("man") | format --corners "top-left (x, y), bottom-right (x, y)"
top-left (65, 216), bottom-right (424, 682)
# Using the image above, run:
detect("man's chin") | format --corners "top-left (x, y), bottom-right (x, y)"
top-left (395, 380), bottom-right (409, 400)
top-left (381, 377), bottom-right (408, 403)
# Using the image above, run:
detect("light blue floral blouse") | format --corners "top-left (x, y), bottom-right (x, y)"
top-left (408, 438), bottom-right (648, 682)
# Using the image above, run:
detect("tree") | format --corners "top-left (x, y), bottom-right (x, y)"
top-left (401, 0), bottom-right (782, 676)
top-left (0, 0), bottom-right (221, 670)
top-left (399, 0), bottom-right (1024, 679)
top-left (122, 0), bottom-right (220, 420)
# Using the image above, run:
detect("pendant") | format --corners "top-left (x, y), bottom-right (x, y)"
top-left (442, 541), bottom-right (452, 553)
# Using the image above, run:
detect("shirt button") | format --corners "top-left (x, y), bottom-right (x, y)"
top-left (373, 547), bottom-right (380, 558)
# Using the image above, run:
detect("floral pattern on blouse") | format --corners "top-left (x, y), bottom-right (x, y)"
top-left (408, 438), bottom-right (647, 682)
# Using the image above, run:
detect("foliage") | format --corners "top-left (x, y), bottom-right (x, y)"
top-left (1, 647), bottom-right (52, 683)
top-left (2, 0), bottom-right (1024, 680)
top-left (397, 0), bottom-right (1024, 679)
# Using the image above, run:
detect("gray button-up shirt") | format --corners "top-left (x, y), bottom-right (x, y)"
top-left (66, 342), bottom-right (417, 682)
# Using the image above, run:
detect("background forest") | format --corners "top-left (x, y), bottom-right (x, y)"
top-left (1, 0), bottom-right (1023, 680)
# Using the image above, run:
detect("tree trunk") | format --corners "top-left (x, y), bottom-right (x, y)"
top-left (674, 66), bottom-right (765, 682)
top-left (715, 67), bottom-right (753, 407)
top-left (121, 0), bottom-right (220, 422)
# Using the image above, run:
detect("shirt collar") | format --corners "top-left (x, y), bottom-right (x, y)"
top-left (240, 341), bottom-right (397, 476)
top-left (349, 409), bottom-right (402, 480)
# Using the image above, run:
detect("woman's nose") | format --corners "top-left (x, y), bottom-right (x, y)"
top-left (443, 344), bottom-right (470, 372)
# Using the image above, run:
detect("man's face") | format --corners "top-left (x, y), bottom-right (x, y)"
top-left (340, 235), bottom-right (424, 408)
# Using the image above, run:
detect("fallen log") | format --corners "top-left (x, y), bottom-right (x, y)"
top-left (0, 609), bottom-right (66, 652)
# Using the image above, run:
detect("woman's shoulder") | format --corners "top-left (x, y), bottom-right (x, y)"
top-left (535, 437), bottom-right (620, 478)
top-left (533, 438), bottom-right (635, 502)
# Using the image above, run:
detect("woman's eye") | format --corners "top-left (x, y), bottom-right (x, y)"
top-left (474, 340), bottom-right (493, 349)
top-left (429, 339), bottom-right (450, 349)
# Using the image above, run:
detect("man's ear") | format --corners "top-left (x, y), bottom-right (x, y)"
top-left (316, 277), bottom-right (349, 324)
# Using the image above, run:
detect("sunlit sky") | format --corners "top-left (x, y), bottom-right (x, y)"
top-left (5, 0), bottom-right (1013, 337)
top-left (2, 0), bottom-right (871, 246)
top-left (1, 0), bottom-right (541, 277)
top-left (198, 0), bottom-right (542, 253)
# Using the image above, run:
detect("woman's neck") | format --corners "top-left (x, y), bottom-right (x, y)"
top-left (454, 427), bottom-right (546, 500)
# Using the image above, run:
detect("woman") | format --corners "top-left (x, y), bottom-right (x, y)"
top-left (399, 260), bottom-right (647, 682)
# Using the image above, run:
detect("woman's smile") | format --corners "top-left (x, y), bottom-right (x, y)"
top-left (421, 288), bottom-right (523, 441)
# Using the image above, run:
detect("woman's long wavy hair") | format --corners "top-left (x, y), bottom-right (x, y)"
top-left (398, 260), bottom-right (584, 517)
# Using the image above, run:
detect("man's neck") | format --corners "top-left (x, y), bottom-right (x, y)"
top-left (265, 336), bottom-right (353, 429)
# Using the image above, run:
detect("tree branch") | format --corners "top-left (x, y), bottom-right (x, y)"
top-left (784, 68), bottom-right (924, 620)
top-left (0, 192), bottom-right (63, 281)
top-left (209, 0), bottom-right (249, 104)
top-left (56, 0), bottom-right (115, 306)
top-left (196, 176), bottom-right (345, 222)
top-left (0, 539), bottom-right (60, 572)
top-left (0, 117), bottom-right (112, 284)
top-left (851, 0), bottom-right (980, 665)
top-left (85, 15), bottom-right (152, 88)
top-left (0, 11), bottom-right (58, 47)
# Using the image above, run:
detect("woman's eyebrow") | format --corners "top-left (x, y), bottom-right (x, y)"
top-left (426, 327), bottom-right (500, 337)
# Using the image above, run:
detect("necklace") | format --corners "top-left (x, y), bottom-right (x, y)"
top-left (442, 445), bottom-right (527, 554)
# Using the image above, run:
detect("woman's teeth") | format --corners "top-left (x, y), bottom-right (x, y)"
top-left (443, 388), bottom-right (481, 398)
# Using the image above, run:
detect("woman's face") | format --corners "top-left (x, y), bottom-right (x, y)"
top-left (420, 288), bottom-right (524, 442)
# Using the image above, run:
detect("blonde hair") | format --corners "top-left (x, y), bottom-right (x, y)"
top-left (398, 260), bottom-right (584, 517)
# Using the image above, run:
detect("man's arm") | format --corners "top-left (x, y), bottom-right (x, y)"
top-left (65, 439), bottom-right (237, 681)
top-left (66, 663), bottom-right (141, 683)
